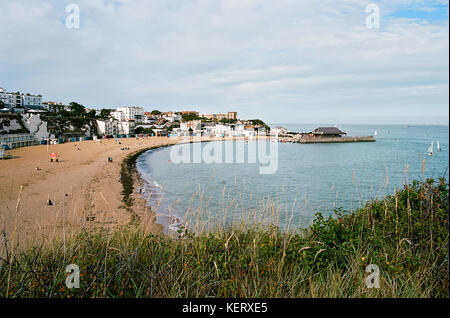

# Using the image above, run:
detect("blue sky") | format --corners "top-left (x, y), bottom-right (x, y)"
top-left (0, 0), bottom-right (448, 125)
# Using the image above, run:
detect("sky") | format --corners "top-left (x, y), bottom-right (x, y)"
top-left (0, 0), bottom-right (448, 125)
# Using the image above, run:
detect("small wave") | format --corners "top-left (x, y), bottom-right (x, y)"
top-left (137, 150), bottom-right (184, 235)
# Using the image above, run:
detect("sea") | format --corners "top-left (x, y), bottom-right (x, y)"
top-left (136, 124), bottom-right (449, 233)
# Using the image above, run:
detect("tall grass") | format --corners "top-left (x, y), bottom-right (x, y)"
top-left (0, 178), bottom-right (448, 298)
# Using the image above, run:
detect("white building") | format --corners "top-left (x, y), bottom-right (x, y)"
top-left (257, 127), bottom-right (267, 136)
top-left (212, 123), bottom-right (232, 137)
top-left (0, 88), bottom-right (8, 107)
top-left (3, 91), bottom-right (22, 108)
top-left (243, 128), bottom-right (256, 137)
top-left (22, 93), bottom-right (43, 109)
top-left (270, 126), bottom-right (288, 136)
top-left (233, 123), bottom-right (246, 135)
top-left (42, 102), bottom-right (66, 113)
top-left (110, 110), bottom-right (126, 122)
top-left (96, 119), bottom-right (119, 136)
top-left (0, 88), bottom-right (43, 109)
top-left (163, 112), bottom-right (182, 123)
top-left (180, 120), bottom-right (202, 132)
top-left (116, 107), bottom-right (145, 122)
top-left (118, 121), bottom-right (135, 135)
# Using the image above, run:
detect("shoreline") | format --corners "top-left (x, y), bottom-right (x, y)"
top-left (0, 136), bottom-right (269, 251)
top-left (126, 136), bottom-right (270, 236)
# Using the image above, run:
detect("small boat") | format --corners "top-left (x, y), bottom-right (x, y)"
top-left (427, 141), bottom-right (434, 156)
top-left (374, 131), bottom-right (378, 136)
top-left (437, 140), bottom-right (442, 152)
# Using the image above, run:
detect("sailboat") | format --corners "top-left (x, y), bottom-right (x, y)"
top-left (427, 141), bottom-right (434, 156)
top-left (374, 131), bottom-right (378, 136)
top-left (437, 140), bottom-right (442, 152)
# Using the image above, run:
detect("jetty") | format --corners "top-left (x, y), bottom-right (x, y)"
top-left (277, 127), bottom-right (376, 144)
top-left (296, 136), bottom-right (375, 143)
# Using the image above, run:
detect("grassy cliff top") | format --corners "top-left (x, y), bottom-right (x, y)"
top-left (0, 178), bottom-right (448, 298)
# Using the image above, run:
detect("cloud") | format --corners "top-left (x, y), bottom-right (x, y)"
top-left (0, 0), bottom-right (448, 124)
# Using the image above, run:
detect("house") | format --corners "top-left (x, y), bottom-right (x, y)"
top-left (257, 127), bottom-right (267, 136)
top-left (42, 102), bottom-right (67, 113)
top-left (270, 126), bottom-right (288, 136)
top-left (311, 127), bottom-right (347, 137)
top-left (243, 128), bottom-right (256, 137)
top-left (180, 120), bottom-right (202, 132)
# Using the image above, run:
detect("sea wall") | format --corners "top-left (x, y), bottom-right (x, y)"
top-left (296, 136), bottom-right (376, 143)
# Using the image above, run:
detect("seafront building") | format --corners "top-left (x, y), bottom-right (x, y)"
top-left (22, 93), bottom-right (43, 109)
top-left (115, 106), bottom-right (145, 122)
top-left (94, 106), bottom-right (145, 136)
top-left (200, 112), bottom-right (237, 121)
top-left (270, 126), bottom-right (288, 136)
top-left (0, 87), bottom-right (42, 110)
top-left (96, 118), bottom-right (136, 136)
top-left (180, 120), bottom-right (202, 132)
top-left (311, 127), bottom-right (347, 137)
top-left (1, 88), bottom-right (270, 147)
top-left (110, 110), bottom-right (126, 122)
top-left (42, 102), bottom-right (68, 113)
top-left (96, 118), bottom-right (119, 136)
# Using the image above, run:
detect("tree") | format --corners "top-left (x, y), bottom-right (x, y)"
top-left (182, 112), bottom-right (199, 122)
top-left (151, 110), bottom-right (161, 115)
top-left (0, 101), bottom-right (4, 108)
top-left (249, 119), bottom-right (270, 131)
top-left (69, 102), bottom-right (86, 117)
top-left (135, 126), bottom-right (154, 135)
top-left (86, 109), bottom-right (97, 119)
top-left (99, 109), bottom-right (111, 119)
top-left (220, 118), bottom-right (237, 124)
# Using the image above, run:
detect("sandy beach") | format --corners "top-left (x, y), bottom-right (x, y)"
top-left (0, 137), bottom-right (182, 251)
top-left (0, 136), bottom-right (266, 251)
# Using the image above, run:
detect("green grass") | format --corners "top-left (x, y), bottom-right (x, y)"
top-left (0, 178), bottom-right (448, 298)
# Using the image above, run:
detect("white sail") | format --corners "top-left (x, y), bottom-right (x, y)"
top-left (427, 141), bottom-right (434, 155)
top-left (437, 140), bottom-right (441, 151)
top-left (374, 131), bottom-right (378, 136)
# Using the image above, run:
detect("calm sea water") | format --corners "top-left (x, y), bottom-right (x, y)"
top-left (136, 125), bottom-right (449, 232)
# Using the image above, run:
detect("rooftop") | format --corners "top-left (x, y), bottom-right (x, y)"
top-left (312, 127), bottom-right (347, 135)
